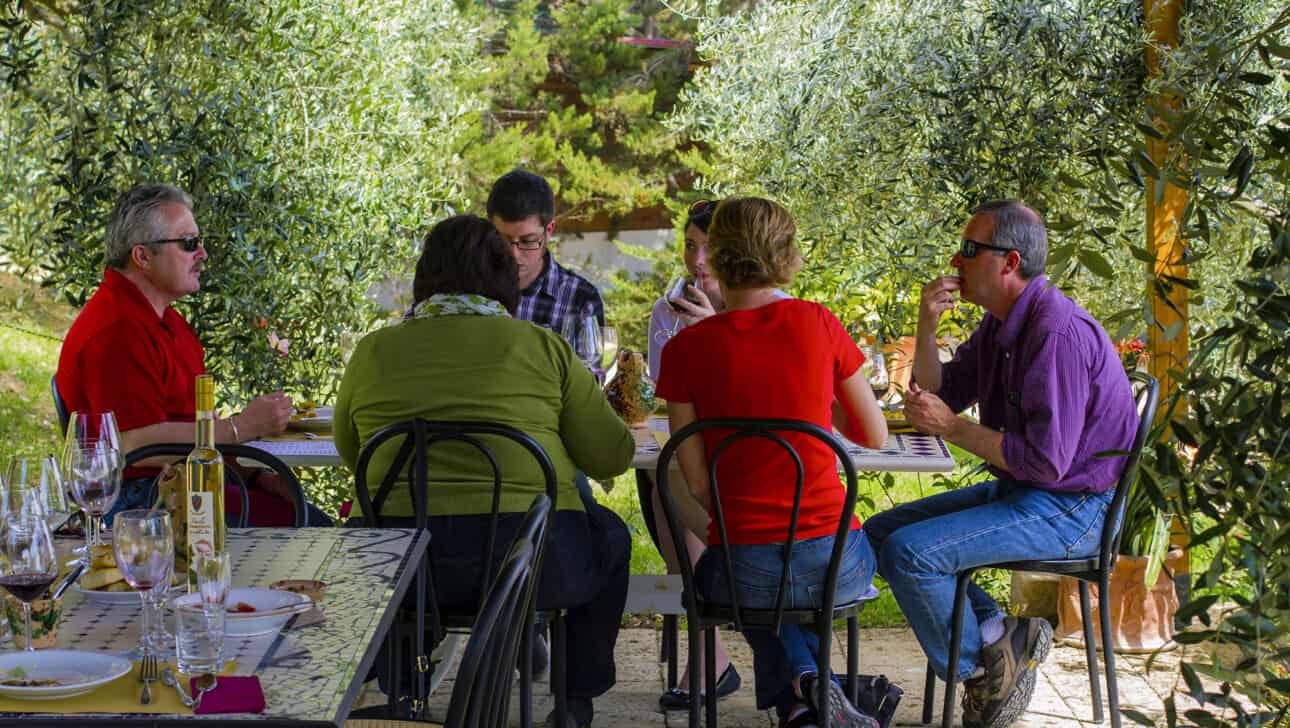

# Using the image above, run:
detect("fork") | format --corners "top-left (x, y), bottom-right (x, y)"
top-left (139, 652), bottom-right (158, 705)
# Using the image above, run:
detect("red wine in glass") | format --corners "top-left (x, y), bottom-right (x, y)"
top-left (0, 572), bottom-right (56, 602)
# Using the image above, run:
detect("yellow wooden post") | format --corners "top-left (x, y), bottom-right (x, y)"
top-left (1144, 0), bottom-right (1190, 608)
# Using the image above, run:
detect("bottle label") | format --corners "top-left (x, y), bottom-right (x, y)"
top-left (188, 492), bottom-right (217, 558)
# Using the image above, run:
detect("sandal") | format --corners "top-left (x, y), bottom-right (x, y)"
top-left (658, 663), bottom-right (742, 710)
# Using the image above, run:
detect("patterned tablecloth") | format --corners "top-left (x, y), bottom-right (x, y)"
top-left (10, 528), bottom-right (428, 726)
top-left (630, 416), bottom-right (956, 473)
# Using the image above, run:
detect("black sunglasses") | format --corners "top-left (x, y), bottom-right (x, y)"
top-left (959, 238), bottom-right (1014, 258)
top-left (141, 234), bottom-right (205, 252)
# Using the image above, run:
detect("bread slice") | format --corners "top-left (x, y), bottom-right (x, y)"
top-left (81, 566), bottom-right (124, 590)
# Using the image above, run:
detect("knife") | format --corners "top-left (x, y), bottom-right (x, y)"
top-left (52, 561), bottom-right (87, 600)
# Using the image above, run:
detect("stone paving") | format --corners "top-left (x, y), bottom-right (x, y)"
top-left (404, 626), bottom-right (1201, 727)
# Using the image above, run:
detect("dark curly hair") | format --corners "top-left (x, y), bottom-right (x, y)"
top-left (413, 215), bottom-right (519, 313)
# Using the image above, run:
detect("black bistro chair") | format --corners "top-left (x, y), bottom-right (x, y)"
top-left (50, 375), bottom-right (70, 435)
top-left (122, 442), bottom-right (310, 527)
top-left (922, 371), bottom-right (1159, 728)
top-left (656, 418), bottom-right (874, 728)
top-left (345, 495), bottom-right (552, 728)
top-left (353, 419), bottom-right (565, 728)
top-left (444, 493), bottom-right (552, 728)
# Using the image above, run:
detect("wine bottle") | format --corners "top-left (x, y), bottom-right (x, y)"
top-left (185, 374), bottom-right (226, 589)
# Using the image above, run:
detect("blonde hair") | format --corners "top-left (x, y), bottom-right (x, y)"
top-left (707, 197), bottom-right (801, 289)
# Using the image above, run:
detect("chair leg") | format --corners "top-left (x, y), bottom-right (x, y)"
top-left (1079, 581), bottom-right (1104, 723)
top-left (705, 625), bottom-right (719, 728)
top-left (665, 614), bottom-right (679, 690)
top-left (520, 616), bottom-right (534, 728)
top-left (922, 663), bottom-right (936, 724)
top-left (551, 611), bottom-right (568, 727)
top-left (942, 571), bottom-right (973, 728)
top-left (848, 614), bottom-right (859, 705)
top-left (686, 621), bottom-right (702, 728)
top-left (1099, 574), bottom-right (1122, 728)
top-left (386, 620), bottom-right (402, 716)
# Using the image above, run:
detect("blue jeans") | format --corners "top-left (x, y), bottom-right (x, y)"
top-left (695, 528), bottom-right (875, 718)
top-left (866, 479), bottom-right (1110, 683)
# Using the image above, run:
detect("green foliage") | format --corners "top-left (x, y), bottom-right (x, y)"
top-left (676, 1), bottom-right (1288, 722)
top-left (457, 0), bottom-right (697, 227)
top-left (0, 0), bottom-right (484, 411)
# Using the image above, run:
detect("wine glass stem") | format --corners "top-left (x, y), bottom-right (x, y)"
top-left (22, 602), bottom-right (33, 652)
top-left (140, 591), bottom-right (156, 653)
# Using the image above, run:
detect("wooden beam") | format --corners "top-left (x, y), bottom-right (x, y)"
top-left (1144, 0), bottom-right (1188, 414)
top-left (1144, 0), bottom-right (1191, 612)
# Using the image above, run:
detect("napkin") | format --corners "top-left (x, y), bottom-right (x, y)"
top-left (191, 675), bottom-right (266, 715)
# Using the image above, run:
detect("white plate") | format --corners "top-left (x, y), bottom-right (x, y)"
top-left (72, 584), bottom-right (143, 606)
top-left (171, 587), bottom-right (313, 637)
top-left (287, 406), bottom-right (333, 432)
top-left (0, 649), bottom-right (131, 700)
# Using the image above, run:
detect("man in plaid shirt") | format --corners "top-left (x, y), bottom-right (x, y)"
top-left (487, 169), bottom-right (605, 331)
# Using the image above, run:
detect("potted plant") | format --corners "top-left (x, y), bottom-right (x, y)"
top-left (1053, 340), bottom-right (1180, 652)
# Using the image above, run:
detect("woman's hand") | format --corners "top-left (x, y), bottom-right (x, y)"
top-left (670, 284), bottom-right (718, 325)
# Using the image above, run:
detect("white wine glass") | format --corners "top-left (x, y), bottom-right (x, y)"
top-left (601, 327), bottom-right (620, 381)
top-left (113, 509), bottom-right (173, 657)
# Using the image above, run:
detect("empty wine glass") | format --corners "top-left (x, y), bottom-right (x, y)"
top-left (561, 309), bottom-right (604, 382)
top-left (113, 509), bottom-right (173, 657)
top-left (68, 446), bottom-right (121, 551)
top-left (63, 410), bottom-right (121, 458)
top-left (6, 456), bottom-right (71, 532)
top-left (0, 491), bottom-right (58, 652)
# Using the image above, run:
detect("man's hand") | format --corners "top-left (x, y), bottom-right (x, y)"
top-left (920, 276), bottom-right (962, 324)
top-left (904, 382), bottom-right (960, 437)
top-left (669, 284), bottom-right (719, 326)
top-left (240, 392), bottom-right (294, 439)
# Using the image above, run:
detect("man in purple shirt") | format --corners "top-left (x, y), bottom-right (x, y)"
top-left (865, 200), bottom-right (1136, 728)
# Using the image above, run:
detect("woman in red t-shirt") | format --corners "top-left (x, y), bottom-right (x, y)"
top-left (656, 197), bottom-right (888, 728)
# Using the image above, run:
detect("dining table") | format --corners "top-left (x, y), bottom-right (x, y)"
top-left (1, 527), bottom-right (429, 727)
top-left (248, 413), bottom-right (957, 475)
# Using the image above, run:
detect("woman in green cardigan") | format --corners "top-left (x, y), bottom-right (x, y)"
top-left (335, 215), bottom-right (634, 728)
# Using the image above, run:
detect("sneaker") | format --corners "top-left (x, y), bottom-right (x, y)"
top-left (801, 674), bottom-right (879, 728)
top-left (658, 663), bottom-right (742, 710)
top-left (963, 616), bottom-right (1053, 728)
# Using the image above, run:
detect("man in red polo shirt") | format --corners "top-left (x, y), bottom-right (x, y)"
top-left (56, 183), bottom-right (301, 524)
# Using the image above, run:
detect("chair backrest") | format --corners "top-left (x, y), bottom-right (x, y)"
top-left (50, 375), bottom-right (70, 436)
top-left (654, 417), bottom-right (860, 636)
top-left (443, 495), bottom-right (550, 728)
top-left (122, 443), bottom-right (309, 527)
top-left (1099, 371), bottom-right (1160, 572)
top-left (353, 419), bottom-right (558, 606)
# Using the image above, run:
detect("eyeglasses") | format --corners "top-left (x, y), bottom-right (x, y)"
top-left (141, 235), bottom-right (205, 253)
top-left (959, 238), bottom-right (1014, 258)
top-left (506, 233), bottom-right (546, 251)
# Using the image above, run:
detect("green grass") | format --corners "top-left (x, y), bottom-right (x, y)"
top-left (0, 273), bottom-right (67, 458)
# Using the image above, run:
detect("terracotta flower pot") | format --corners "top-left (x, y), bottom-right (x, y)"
top-left (1054, 550), bottom-right (1183, 653)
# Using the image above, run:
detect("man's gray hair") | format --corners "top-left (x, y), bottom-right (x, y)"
top-left (973, 199), bottom-right (1047, 279)
top-left (104, 184), bottom-right (193, 270)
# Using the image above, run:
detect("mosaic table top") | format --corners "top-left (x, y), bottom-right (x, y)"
top-left (5, 527), bottom-right (428, 726)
